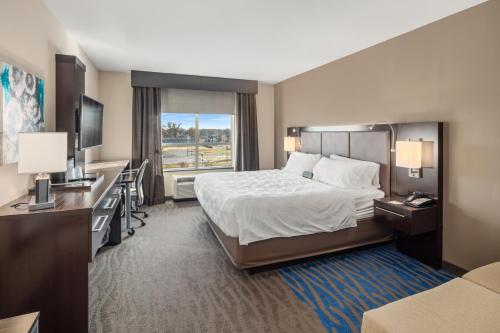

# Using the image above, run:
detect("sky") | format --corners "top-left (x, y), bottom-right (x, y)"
top-left (161, 113), bottom-right (231, 129)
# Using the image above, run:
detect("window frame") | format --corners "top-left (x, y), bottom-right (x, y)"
top-left (162, 112), bottom-right (235, 172)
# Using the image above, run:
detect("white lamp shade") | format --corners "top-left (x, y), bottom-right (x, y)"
top-left (18, 132), bottom-right (68, 174)
top-left (396, 140), bottom-right (433, 168)
top-left (284, 136), bottom-right (299, 152)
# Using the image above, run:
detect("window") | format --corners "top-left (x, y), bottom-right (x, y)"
top-left (161, 88), bottom-right (235, 171)
top-left (161, 113), bottom-right (234, 170)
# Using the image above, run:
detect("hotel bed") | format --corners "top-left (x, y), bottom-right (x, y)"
top-left (195, 129), bottom-right (394, 269)
top-left (195, 170), bottom-right (384, 245)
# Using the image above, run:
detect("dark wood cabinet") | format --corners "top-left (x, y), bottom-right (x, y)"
top-left (374, 197), bottom-right (442, 269)
top-left (55, 54), bottom-right (86, 161)
top-left (374, 197), bottom-right (438, 235)
top-left (0, 166), bottom-right (125, 333)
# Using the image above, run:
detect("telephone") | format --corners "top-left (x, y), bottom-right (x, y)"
top-left (404, 192), bottom-right (434, 208)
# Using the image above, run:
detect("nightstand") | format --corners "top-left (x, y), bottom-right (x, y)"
top-left (374, 196), bottom-right (442, 269)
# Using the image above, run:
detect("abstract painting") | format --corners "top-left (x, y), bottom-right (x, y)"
top-left (0, 62), bottom-right (45, 165)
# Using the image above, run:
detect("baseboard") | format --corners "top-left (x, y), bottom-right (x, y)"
top-left (442, 260), bottom-right (468, 277)
top-left (165, 195), bottom-right (198, 203)
top-left (172, 197), bottom-right (198, 203)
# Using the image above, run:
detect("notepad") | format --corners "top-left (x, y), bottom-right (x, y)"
top-left (388, 200), bottom-right (403, 205)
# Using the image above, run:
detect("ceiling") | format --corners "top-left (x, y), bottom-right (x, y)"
top-left (43, 0), bottom-right (486, 83)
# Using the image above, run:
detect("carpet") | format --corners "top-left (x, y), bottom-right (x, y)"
top-left (89, 201), bottom-right (453, 333)
top-left (89, 201), bottom-right (325, 333)
top-left (279, 246), bottom-right (455, 332)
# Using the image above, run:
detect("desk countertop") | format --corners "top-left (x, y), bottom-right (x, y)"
top-left (85, 159), bottom-right (129, 171)
top-left (0, 166), bottom-right (125, 217)
top-left (0, 312), bottom-right (39, 333)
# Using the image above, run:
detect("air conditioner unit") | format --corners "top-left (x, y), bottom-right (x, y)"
top-left (172, 175), bottom-right (197, 200)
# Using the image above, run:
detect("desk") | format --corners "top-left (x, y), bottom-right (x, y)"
top-left (0, 165), bottom-right (126, 333)
top-left (0, 312), bottom-right (39, 333)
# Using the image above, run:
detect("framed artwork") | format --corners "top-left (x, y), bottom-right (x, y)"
top-left (0, 62), bottom-right (45, 165)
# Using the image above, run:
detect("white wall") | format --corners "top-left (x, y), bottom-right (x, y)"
top-left (0, 0), bottom-right (100, 206)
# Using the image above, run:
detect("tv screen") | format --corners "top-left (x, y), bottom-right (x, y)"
top-left (79, 95), bottom-right (103, 150)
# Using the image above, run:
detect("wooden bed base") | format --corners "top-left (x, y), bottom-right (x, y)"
top-left (207, 217), bottom-right (393, 269)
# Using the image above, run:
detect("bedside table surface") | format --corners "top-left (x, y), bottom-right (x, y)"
top-left (374, 196), bottom-right (437, 212)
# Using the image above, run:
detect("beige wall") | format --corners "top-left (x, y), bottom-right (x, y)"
top-left (99, 71), bottom-right (133, 160)
top-left (0, 0), bottom-right (100, 206)
top-left (256, 84), bottom-right (275, 170)
top-left (275, 0), bottom-right (500, 270)
top-left (99, 77), bottom-right (276, 195)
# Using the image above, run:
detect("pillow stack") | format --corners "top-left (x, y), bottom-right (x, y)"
top-left (312, 156), bottom-right (380, 189)
top-left (283, 152), bottom-right (380, 189)
top-left (282, 152), bottom-right (322, 176)
top-left (328, 154), bottom-right (380, 188)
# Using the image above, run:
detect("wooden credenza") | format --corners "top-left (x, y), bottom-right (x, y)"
top-left (0, 165), bottom-right (126, 333)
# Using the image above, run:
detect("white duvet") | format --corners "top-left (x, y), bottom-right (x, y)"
top-left (194, 169), bottom-right (359, 245)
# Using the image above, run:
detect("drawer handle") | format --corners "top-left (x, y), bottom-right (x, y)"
top-left (375, 207), bottom-right (406, 218)
top-left (104, 198), bottom-right (118, 209)
top-left (92, 215), bottom-right (108, 232)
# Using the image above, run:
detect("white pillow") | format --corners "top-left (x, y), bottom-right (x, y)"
top-left (313, 157), bottom-right (378, 189)
top-left (283, 152), bottom-right (322, 176)
top-left (330, 154), bottom-right (380, 188)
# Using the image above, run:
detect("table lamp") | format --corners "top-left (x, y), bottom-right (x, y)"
top-left (18, 132), bottom-right (68, 211)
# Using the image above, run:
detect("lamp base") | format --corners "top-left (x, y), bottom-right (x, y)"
top-left (28, 194), bottom-right (55, 211)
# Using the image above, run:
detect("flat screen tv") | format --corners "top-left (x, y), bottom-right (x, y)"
top-left (78, 94), bottom-right (103, 150)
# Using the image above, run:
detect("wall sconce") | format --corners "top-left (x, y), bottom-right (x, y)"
top-left (369, 121), bottom-right (397, 153)
top-left (396, 140), bottom-right (434, 178)
top-left (284, 136), bottom-right (300, 152)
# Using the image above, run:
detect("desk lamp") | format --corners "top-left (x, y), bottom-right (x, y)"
top-left (18, 132), bottom-right (68, 211)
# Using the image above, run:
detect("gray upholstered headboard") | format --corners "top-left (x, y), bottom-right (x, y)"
top-left (299, 129), bottom-right (391, 196)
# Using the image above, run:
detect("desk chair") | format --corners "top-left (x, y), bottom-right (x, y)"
top-left (121, 159), bottom-right (149, 232)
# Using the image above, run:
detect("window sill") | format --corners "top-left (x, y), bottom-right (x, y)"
top-left (163, 167), bottom-right (234, 173)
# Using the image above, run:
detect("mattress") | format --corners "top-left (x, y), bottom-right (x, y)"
top-left (339, 187), bottom-right (386, 219)
top-left (195, 170), bottom-right (383, 245)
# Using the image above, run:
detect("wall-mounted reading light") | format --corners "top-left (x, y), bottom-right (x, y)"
top-left (396, 139), bottom-right (434, 178)
top-left (369, 121), bottom-right (397, 153)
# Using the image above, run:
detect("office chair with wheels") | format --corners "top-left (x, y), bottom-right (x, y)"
top-left (121, 159), bottom-right (149, 228)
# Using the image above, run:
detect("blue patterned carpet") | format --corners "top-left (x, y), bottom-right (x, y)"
top-left (278, 246), bottom-right (454, 333)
